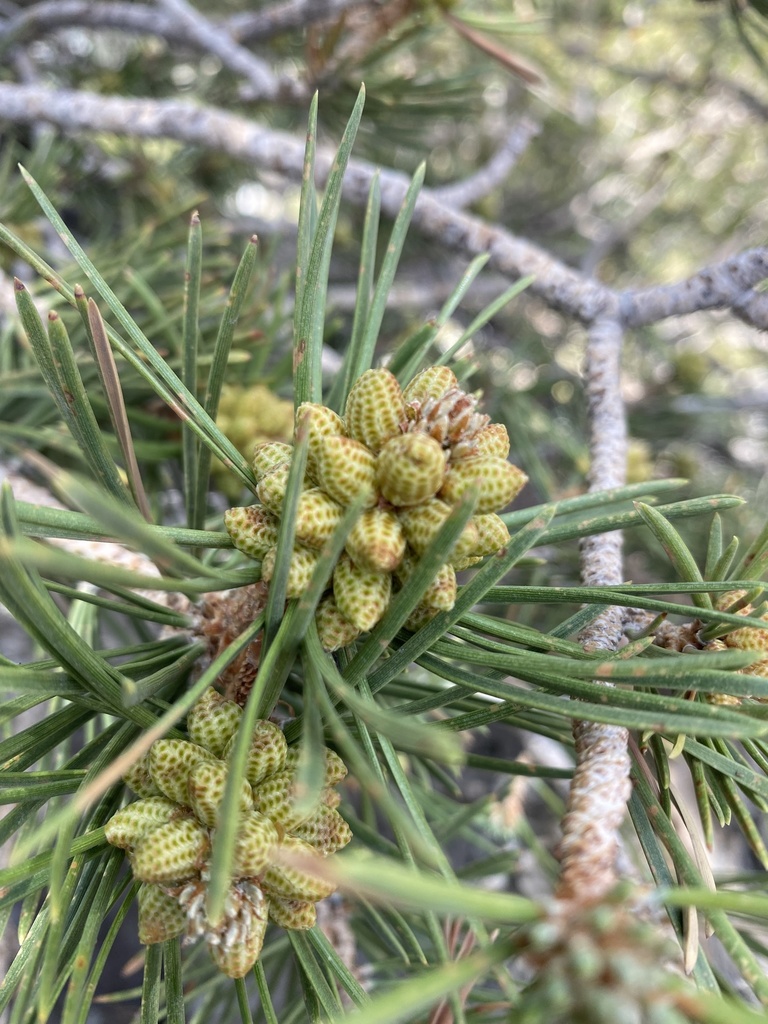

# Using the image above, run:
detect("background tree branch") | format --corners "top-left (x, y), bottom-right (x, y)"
top-left (1, 82), bottom-right (765, 334)
top-left (154, 0), bottom-right (309, 103)
top-left (429, 117), bottom-right (541, 210)
top-left (0, 0), bottom-right (368, 54)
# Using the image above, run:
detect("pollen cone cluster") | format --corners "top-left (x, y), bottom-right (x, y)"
top-left (702, 589), bottom-right (768, 705)
top-left (217, 383), bottom-right (294, 452)
top-left (213, 384), bottom-right (294, 497)
top-left (105, 688), bottom-right (351, 978)
top-left (519, 903), bottom-right (688, 1024)
top-left (716, 589), bottom-right (768, 676)
top-left (225, 366), bottom-right (527, 650)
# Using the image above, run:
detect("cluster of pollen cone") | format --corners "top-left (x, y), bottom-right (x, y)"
top-left (700, 589), bottom-right (768, 704)
top-left (225, 366), bottom-right (528, 649)
top-left (520, 903), bottom-right (685, 1024)
top-left (716, 589), bottom-right (768, 675)
top-left (104, 688), bottom-right (351, 977)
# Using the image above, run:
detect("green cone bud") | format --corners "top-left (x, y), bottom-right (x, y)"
top-left (314, 594), bottom-right (361, 651)
top-left (471, 422), bottom-right (510, 459)
top-left (296, 401), bottom-right (345, 478)
top-left (186, 687), bottom-right (243, 757)
top-left (123, 754), bottom-right (161, 798)
top-left (268, 895), bottom-right (317, 930)
top-left (470, 512), bottom-right (510, 557)
top-left (423, 563), bottom-right (457, 611)
top-left (397, 498), bottom-right (479, 561)
top-left (283, 745), bottom-right (348, 786)
top-left (404, 602), bottom-right (440, 632)
top-left (403, 365), bottom-right (458, 406)
top-left (344, 368), bottom-right (406, 452)
top-left (718, 590), bottom-right (768, 674)
top-left (260, 544), bottom-right (320, 598)
top-left (333, 554), bottom-right (392, 632)
top-left (105, 796), bottom-right (181, 850)
top-left (252, 441), bottom-right (292, 481)
top-left (224, 505), bottom-right (280, 560)
top-left (262, 835), bottom-right (337, 901)
top-left (315, 435), bottom-right (378, 508)
top-left (396, 552), bottom-right (456, 611)
top-left (233, 811), bottom-right (280, 877)
top-left (344, 507), bottom-right (405, 573)
top-left (294, 488), bottom-right (344, 549)
top-left (137, 883), bottom-right (187, 944)
top-left (224, 719), bottom-right (287, 787)
top-left (292, 805), bottom-right (352, 855)
top-left (252, 770), bottom-right (309, 830)
top-left (450, 553), bottom-right (484, 571)
top-left (131, 818), bottom-right (209, 884)
top-left (324, 748), bottom-right (348, 785)
top-left (323, 785), bottom-right (342, 810)
top-left (440, 456), bottom-right (527, 514)
top-left (256, 461), bottom-right (292, 514)
top-left (187, 760), bottom-right (253, 828)
top-left (376, 433), bottom-right (445, 507)
top-left (148, 739), bottom-right (218, 805)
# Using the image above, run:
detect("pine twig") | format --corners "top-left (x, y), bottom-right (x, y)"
top-left (155, 0), bottom-right (308, 103)
top-left (556, 317), bottom-right (632, 905)
top-left (0, 0), bottom-right (366, 55)
top-left (621, 251), bottom-right (768, 327)
top-left (728, 288), bottom-right (768, 330)
top-left (429, 118), bottom-right (540, 210)
top-left (1, 83), bottom-right (766, 332)
top-left (218, 0), bottom-right (370, 44)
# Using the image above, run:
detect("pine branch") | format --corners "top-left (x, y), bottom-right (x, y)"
top-left (1, 83), bottom-right (766, 333)
top-left (556, 317), bottom-right (632, 905)
top-left (733, 289), bottom-right (768, 330)
top-left (429, 118), bottom-right (541, 210)
top-left (0, 0), bottom-right (366, 54)
top-left (621, 251), bottom-right (768, 326)
top-left (154, 0), bottom-right (308, 103)
top-left (229, 0), bottom-right (369, 43)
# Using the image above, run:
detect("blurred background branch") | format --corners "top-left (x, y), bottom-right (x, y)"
top-left (1, 78), bottom-right (766, 332)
